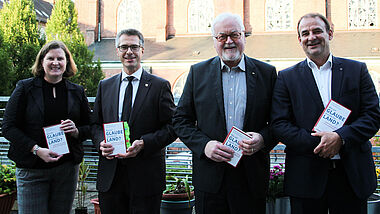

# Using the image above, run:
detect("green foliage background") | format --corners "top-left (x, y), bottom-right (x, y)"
top-left (0, 0), bottom-right (104, 97)
top-left (45, 0), bottom-right (104, 96)
top-left (0, 31), bottom-right (14, 95)
top-left (0, 0), bottom-right (43, 94)
top-left (0, 164), bottom-right (16, 194)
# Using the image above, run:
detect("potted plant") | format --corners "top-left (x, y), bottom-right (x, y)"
top-left (0, 163), bottom-right (17, 214)
top-left (161, 175), bottom-right (195, 214)
top-left (266, 163), bottom-right (290, 214)
top-left (75, 160), bottom-right (90, 214)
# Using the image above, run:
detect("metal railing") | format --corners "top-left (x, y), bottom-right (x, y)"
top-left (0, 96), bottom-right (379, 191)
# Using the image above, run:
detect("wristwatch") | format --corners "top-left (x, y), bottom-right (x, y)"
top-left (32, 145), bottom-right (40, 155)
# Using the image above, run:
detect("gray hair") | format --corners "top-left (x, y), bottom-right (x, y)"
top-left (115, 28), bottom-right (145, 48)
top-left (211, 13), bottom-right (245, 36)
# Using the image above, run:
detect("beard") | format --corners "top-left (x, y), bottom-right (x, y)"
top-left (221, 49), bottom-right (242, 62)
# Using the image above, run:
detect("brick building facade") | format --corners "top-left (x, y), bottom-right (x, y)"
top-left (74, 0), bottom-right (380, 101)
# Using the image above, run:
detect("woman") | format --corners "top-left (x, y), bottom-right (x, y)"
top-left (2, 40), bottom-right (91, 213)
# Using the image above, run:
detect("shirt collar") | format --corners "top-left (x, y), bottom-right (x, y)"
top-left (220, 55), bottom-right (246, 72)
top-left (121, 67), bottom-right (143, 82)
top-left (306, 54), bottom-right (333, 70)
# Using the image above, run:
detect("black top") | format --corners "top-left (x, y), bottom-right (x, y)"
top-left (42, 79), bottom-right (68, 126)
top-left (41, 79), bottom-right (73, 167)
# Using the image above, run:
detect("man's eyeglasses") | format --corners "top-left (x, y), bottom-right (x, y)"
top-left (117, 44), bottom-right (142, 52)
top-left (214, 32), bottom-right (242, 42)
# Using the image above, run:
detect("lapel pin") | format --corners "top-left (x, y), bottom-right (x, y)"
top-left (252, 72), bottom-right (255, 75)
top-left (339, 68), bottom-right (343, 71)
top-left (145, 83), bottom-right (149, 87)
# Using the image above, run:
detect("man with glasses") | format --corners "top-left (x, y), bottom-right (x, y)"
top-left (173, 13), bottom-right (277, 214)
top-left (91, 28), bottom-right (176, 214)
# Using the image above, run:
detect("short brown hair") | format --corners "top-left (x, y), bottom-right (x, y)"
top-left (31, 40), bottom-right (77, 78)
top-left (297, 13), bottom-right (331, 37)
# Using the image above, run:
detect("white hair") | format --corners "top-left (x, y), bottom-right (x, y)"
top-left (211, 13), bottom-right (245, 36)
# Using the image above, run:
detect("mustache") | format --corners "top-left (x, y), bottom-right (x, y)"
top-left (223, 44), bottom-right (237, 49)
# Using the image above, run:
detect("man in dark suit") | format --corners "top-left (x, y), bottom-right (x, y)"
top-left (271, 13), bottom-right (380, 214)
top-left (91, 29), bottom-right (176, 214)
top-left (173, 13), bottom-right (277, 214)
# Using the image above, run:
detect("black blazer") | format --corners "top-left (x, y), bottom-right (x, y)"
top-left (91, 70), bottom-right (176, 196)
top-left (173, 55), bottom-right (277, 199)
top-left (271, 57), bottom-right (380, 200)
top-left (2, 77), bottom-right (91, 168)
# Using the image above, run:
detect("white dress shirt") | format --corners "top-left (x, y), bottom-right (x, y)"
top-left (307, 54), bottom-right (340, 159)
top-left (118, 68), bottom-right (142, 121)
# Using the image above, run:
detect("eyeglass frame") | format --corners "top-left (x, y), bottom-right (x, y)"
top-left (117, 44), bottom-right (142, 52)
top-left (213, 31), bottom-right (243, 42)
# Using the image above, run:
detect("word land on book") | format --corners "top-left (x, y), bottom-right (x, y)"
top-left (223, 126), bottom-right (252, 167)
top-left (43, 124), bottom-right (69, 155)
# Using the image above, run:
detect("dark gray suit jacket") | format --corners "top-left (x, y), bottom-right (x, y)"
top-left (91, 70), bottom-right (176, 196)
top-left (271, 57), bottom-right (380, 199)
top-left (173, 55), bottom-right (277, 199)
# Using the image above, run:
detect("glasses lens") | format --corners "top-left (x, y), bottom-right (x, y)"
top-left (216, 34), bottom-right (227, 42)
top-left (119, 45), bottom-right (128, 52)
top-left (130, 45), bottom-right (140, 51)
top-left (118, 45), bottom-right (140, 52)
top-left (215, 32), bottom-right (241, 42)
top-left (231, 32), bottom-right (241, 39)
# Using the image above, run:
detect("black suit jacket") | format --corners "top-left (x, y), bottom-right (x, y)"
top-left (2, 77), bottom-right (91, 168)
top-left (271, 57), bottom-right (380, 200)
top-left (91, 70), bottom-right (176, 196)
top-left (173, 55), bottom-right (277, 199)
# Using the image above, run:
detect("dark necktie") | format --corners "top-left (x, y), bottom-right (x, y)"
top-left (122, 76), bottom-right (135, 122)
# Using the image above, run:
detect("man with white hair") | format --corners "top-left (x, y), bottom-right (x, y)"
top-left (173, 13), bottom-right (277, 214)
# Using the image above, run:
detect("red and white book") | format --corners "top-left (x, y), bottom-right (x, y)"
top-left (43, 124), bottom-right (69, 155)
top-left (313, 99), bottom-right (351, 132)
top-left (223, 126), bottom-right (252, 167)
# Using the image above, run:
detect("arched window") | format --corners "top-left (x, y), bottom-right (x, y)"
top-left (188, 0), bottom-right (214, 33)
top-left (348, 0), bottom-right (377, 29)
top-left (265, 0), bottom-right (293, 31)
top-left (117, 0), bottom-right (142, 33)
top-left (173, 72), bottom-right (189, 105)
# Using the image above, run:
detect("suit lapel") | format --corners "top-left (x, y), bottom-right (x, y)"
top-left (30, 78), bottom-right (44, 114)
top-left (212, 57), bottom-right (226, 131)
top-left (243, 56), bottom-right (258, 128)
top-left (66, 80), bottom-right (75, 116)
top-left (111, 74), bottom-right (122, 122)
top-left (299, 60), bottom-right (324, 109)
top-left (129, 70), bottom-right (151, 125)
top-left (331, 56), bottom-right (343, 100)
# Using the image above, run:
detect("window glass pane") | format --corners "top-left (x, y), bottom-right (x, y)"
top-left (265, 0), bottom-right (293, 31)
top-left (348, 0), bottom-right (377, 29)
top-left (188, 0), bottom-right (214, 33)
top-left (117, 0), bottom-right (142, 33)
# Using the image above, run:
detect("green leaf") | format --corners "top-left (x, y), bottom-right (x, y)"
top-left (45, 0), bottom-right (104, 97)
top-left (0, 0), bottom-right (42, 95)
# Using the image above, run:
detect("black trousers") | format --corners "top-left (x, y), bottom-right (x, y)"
top-left (195, 163), bottom-right (266, 214)
top-left (98, 162), bottom-right (162, 214)
top-left (290, 160), bottom-right (367, 214)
